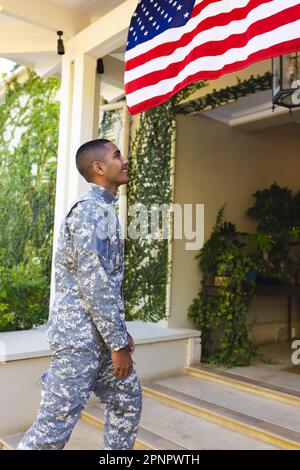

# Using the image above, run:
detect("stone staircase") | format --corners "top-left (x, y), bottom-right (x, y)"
top-left (2, 365), bottom-right (300, 450)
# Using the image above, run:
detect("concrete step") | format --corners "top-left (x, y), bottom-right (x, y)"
top-left (0, 403), bottom-right (185, 451)
top-left (84, 398), bottom-right (279, 450)
top-left (82, 403), bottom-right (186, 450)
top-left (3, 372), bottom-right (292, 451)
top-left (0, 419), bottom-right (103, 450)
top-left (187, 365), bottom-right (300, 407)
top-left (0, 432), bottom-right (23, 450)
top-left (143, 374), bottom-right (300, 450)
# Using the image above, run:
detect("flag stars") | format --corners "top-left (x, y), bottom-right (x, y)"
top-left (128, 1), bottom-right (196, 50)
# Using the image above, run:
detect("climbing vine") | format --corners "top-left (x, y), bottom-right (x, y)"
top-left (178, 72), bottom-right (272, 115)
top-left (0, 70), bottom-right (60, 331)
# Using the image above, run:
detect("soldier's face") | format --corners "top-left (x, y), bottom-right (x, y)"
top-left (102, 142), bottom-right (130, 186)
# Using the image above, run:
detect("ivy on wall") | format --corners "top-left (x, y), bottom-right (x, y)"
top-left (178, 72), bottom-right (272, 115)
top-left (0, 70), bottom-right (60, 331)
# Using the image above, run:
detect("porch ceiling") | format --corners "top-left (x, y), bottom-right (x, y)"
top-left (201, 90), bottom-right (300, 131)
top-left (0, 0), bottom-right (130, 98)
top-left (49, 0), bottom-right (125, 17)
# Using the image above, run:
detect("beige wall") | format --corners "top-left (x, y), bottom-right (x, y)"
top-left (0, 335), bottom-right (200, 436)
top-left (0, 356), bottom-right (51, 436)
top-left (170, 113), bottom-right (300, 344)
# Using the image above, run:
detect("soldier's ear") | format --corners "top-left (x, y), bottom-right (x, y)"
top-left (92, 160), bottom-right (106, 176)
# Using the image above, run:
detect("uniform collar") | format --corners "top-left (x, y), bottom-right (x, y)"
top-left (89, 183), bottom-right (115, 204)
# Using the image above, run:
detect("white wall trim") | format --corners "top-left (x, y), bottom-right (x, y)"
top-left (0, 322), bottom-right (200, 363)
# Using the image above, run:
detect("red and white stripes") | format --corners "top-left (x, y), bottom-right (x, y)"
top-left (125, 0), bottom-right (300, 114)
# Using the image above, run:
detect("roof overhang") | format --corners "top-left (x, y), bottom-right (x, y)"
top-left (0, 0), bottom-right (130, 100)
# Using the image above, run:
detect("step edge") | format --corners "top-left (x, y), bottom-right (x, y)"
top-left (186, 366), bottom-right (300, 406)
top-left (142, 384), bottom-right (300, 451)
top-left (80, 410), bottom-right (155, 451)
top-left (0, 433), bottom-right (23, 451)
top-left (81, 407), bottom-right (188, 451)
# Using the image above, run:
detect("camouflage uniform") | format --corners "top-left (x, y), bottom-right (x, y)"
top-left (18, 183), bottom-right (142, 450)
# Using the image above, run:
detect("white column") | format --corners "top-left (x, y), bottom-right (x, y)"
top-left (52, 56), bottom-right (74, 256)
top-left (67, 53), bottom-right (100, 206)
top-left (119, 102), bottom-right (131, 239)
top-left (50, 53), bottom-right (100, 309)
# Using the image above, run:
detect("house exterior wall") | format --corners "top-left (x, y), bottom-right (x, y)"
top-left (170, 112), bottom-right (300, 344)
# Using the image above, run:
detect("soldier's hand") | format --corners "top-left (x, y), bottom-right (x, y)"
top-left (112, 347), bottom-right (133, 377)
top-left (127, 333), bottom-right (135, 354)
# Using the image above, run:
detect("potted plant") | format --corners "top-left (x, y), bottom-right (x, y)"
top-left (189, 207), bottom-right (257, 367)
top-left (246, 183), bottom-right (299, 284)
top-left (188, 239), bottom-right (257, 367)
top-left (196, 205), bottom-right (243, 286)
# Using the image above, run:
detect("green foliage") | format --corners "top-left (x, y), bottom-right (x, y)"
top-left (247, 182), bottom-right (296, 233)
top-left (124, 81), bottom-right (206, 322)
top-left (247, 183), bottom-right (300, 283)
top-left (188, 208), bottom-right (257, 367)
top-left (0, 262), bottom-right (49, 331)
top-left (0, 70), bottom-right (60, 331)
top-left (196, 205), bottom-right (241, 281)
top-left (178, 72), bottom-right (272, 114)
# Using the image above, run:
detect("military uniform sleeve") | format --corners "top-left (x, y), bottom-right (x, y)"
top-left (71, 208), bottom-right (129, 352)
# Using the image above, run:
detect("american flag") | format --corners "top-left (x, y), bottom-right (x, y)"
top-left (125, 0), bottom-right (300, 114)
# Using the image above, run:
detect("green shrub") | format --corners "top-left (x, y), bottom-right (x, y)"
top-left (0, 70), bottom-right (60, 331)
top-left (0, 262), bottom-right (49, 331)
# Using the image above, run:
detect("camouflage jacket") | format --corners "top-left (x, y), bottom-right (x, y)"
top-left (47, 183), bottom-right (129, 352)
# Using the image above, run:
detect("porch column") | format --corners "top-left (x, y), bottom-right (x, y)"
top-left (50, 52), bottom-right (100, 307)
top-left (67, 53), bottom-right (100, 205)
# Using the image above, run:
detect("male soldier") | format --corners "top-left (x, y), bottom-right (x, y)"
top-left (18, 139), bottom-right (142, 450)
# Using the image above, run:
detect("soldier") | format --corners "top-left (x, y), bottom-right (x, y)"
top-left (18, 139), bottom-right (142, 450)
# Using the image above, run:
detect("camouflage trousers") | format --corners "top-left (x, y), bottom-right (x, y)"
top-left (17, 345), bottom-right (142, 450)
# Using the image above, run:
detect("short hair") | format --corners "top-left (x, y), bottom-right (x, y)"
top-left (76, 138), bottom-right (111, 182)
